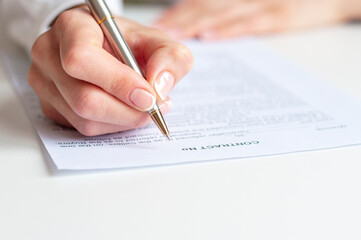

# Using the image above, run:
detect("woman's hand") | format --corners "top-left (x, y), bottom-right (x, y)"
top-left (28, 6), bottom-right (193, 136)
top-left (154, 0), bottom-right (361, 40)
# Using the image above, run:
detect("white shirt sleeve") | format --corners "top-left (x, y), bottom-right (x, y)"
top-left (2, 0), bottom-right (123, 54)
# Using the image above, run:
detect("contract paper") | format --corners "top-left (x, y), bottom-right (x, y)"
top-left (3, 39), bottom-right (361, 170)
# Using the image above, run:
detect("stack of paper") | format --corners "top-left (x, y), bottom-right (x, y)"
top-left (2, 39), bottom-right (361, 170)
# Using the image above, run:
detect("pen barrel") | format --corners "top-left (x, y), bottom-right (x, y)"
top-left (85, 0), bottom-right (169, 138)
top-left (85, 0), bottom-right (144, 77)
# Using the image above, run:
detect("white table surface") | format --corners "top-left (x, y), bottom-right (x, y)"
top-left (1, 4), bottom-right (361, 240)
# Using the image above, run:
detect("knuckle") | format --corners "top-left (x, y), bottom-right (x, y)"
top-left (41, 104), bottom-right (54, 120)
top-left (27, 66), bottom-right (37, 88)
top-left (55, 10), bottom-right (74, 30)
top-left (73, 89), bottom-right (98, 119)
top-left (31, 34), bottom-right (47, 62)
top-left (108, 76), bottom-right (130, 97)
top-left (62, 46), bottom-right (88, 78)
top-left (41, 104), bottom-right (56, 121)
top-left (172, 44), bottom-right (194, 70)
top-left (46, 81), bottom-right (60, 99)
top-left (76, 119), bottom-right (98, 136)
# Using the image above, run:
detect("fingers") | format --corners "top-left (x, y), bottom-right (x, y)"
top-left (205, 10), bottom-right (286, 40)
top-left (197, 2), bottom-right (267, 40)
top-left (53, 8), bottom-right (158, 112)
top-left (31, 34), bottom-right (152, 128)
top-left (40, 98), bottom-right (72, 128)
top-left (155, 0), bottom-right (354, 41)
top-left (154, 2), bottom-right (186, 24)
top-left (29, 63), bottom-right (173, 136)
top-left (117, 19), bottom-right (193, 101)
top-left (154, 1), bottom-right (199, 39)
top-left (156, 1), bottom-right (281, 41)
top-left (182, 1), bottom-right (264, 40)
top-left (144, 41), bottom-right (193, 101)
top-left (29, 7), bottom-right (185, 136)
top-left (154, 0), bottom-right (264, 40)
top-left (55, 74), bottom-right (153, 128)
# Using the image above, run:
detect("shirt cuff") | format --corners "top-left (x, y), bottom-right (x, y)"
top-left (38, 0), bottom-right (85, 37)
top-left (11, 0), bottom-right (123, 55)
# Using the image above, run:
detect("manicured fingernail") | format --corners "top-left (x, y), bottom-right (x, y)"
top-left (154, 71), bottom-right (174, 100)
top-left (129, 88), bottom-right (156, 111)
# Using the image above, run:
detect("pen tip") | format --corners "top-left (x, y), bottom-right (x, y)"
top-left (166, 134), bottom-right (171, 141)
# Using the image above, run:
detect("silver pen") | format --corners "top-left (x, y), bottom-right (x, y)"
top-left (85, 0), bottom-right (170, 139)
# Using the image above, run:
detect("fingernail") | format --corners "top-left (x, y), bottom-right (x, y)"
top-left (154, 71), bottom-right (174, 100)
top-left (129, 88), bottom-right (156, 111)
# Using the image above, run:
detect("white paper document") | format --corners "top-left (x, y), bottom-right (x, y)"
top-left (3, 39), bottom-right (361, 170)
